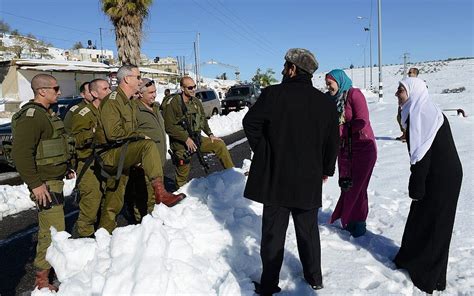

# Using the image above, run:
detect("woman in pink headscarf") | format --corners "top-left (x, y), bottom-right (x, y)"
top-left (393, 77), bottom-right (462, 294)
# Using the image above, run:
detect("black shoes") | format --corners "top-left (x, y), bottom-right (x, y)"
top-left (253, 281), bottom-right (281, 295)
top-left (309, 283), bottom-right (324, 290)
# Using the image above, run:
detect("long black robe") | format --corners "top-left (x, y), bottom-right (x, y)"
top-left (394, 115), bottom-right (463, 294)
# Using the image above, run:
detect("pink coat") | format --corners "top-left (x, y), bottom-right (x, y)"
top-left (330, 88), bottom-right (377, 226)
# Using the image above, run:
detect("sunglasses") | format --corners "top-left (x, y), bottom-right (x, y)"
top-left (185, 85), bottom-right (196, 90)
top-left (38, 86), bottom-right (60, 92)
top-left (144, 80), bottom-right (155, 87)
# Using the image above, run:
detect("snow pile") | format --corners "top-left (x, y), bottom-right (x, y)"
top-left (0, 184), bottom-right (34, 220)
top-left (38, 169), bottom-right (258, 295)
top-left (208, 107), bottom-right (248, 137)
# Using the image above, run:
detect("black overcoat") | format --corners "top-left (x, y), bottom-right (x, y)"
top-left (243, 75), bottom-right (339, 209)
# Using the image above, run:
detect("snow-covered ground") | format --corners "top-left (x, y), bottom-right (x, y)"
top-left (4, 58), bottom-right (474, 295)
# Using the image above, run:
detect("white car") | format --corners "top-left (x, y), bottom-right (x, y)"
top-left (195, 88), bottom-right (221, 117)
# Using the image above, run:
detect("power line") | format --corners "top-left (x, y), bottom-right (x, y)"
top-left (214, 0), bottom-right (274, 49)
top-left (205, 0), bottom-right (277, 55)
top-left (189, 0), bottom-right (276, 57)
top-left (0, 11), bottom-right (99, 36)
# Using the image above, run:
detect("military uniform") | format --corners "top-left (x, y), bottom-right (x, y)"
top-left (70, 103), bottom-right (106, 237)
top-left (98, 87), bottom-right (167, 233)
top-left (126, 100), bottom-right (168, 221)
top-left (162, 94), bottom-right (234, 188)
top-left (63, 100), bottom-right (87, 134)
top-left (11, 101), bottom-right (72, 270)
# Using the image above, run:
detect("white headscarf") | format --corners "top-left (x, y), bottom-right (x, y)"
top-left (400, 77), bottom-right (444, 165)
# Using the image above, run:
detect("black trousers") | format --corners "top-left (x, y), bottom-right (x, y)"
top-left (260, 205), bottom-right (322, 293)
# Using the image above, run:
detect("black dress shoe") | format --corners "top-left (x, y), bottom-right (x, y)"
top-left (253, 281), bottom-right (281, 295)
top-left (309, 283), bottom-right (323, 290)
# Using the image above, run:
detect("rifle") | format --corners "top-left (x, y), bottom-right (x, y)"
top-left (177, 118), bottom-right (210, 174)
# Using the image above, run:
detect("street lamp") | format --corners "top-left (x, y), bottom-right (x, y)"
top-left (377, 0), bottom-right (383, 102)
top-left (357, 16), bottom-right (373, 91)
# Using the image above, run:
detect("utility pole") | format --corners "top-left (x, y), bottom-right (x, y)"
top-left (196, 32), bottom-right (201, 88)
top-left (403, 52), bottom-right (410, 77)
top-left (193, 42), bottom-right (198, 84)
top-left (377, 0), bottom-right (383, 102)
top-left (357, 14), bottom-right (373, 90)
top-left (364, 46), bottom-right (367, 89)
top-left (99, 27), bottom-right (104, 63)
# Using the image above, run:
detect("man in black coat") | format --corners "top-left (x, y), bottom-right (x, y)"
top-left (243, 48), bottom-right (339, 295)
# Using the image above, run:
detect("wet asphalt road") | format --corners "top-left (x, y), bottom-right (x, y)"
top-left (0, 130), bottom-right (250, 296)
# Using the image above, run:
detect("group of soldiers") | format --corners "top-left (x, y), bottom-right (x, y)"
top-left (10, 65), bottom-right (234, 291)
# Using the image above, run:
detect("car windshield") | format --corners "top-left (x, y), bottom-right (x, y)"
top-left (228, 87), bottom-right (250, 96)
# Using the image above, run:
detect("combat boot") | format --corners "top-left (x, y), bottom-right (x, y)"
top-left (151, 179), bottom-right (186, 207)
top-left (34, 269), bottom-right (58, 291)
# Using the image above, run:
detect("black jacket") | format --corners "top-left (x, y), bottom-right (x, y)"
top-left (243, 75), bottom-right (339, 209)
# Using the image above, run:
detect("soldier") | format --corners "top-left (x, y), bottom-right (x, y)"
top-left (71, 78), bottom-right (111, 237)
top-left (63, 81), bottom-right (93, 134)
top-left (126, 78), bottom-right (167, 222)
top-left (11, 74), bottom-right (74, 291)
top-left (162, 76), bottom-right (234, 188)
top-left (97, 65), bottom-right (185, 233)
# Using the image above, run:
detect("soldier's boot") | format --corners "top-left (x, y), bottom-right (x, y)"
top-left (151, 179), bottom-right (186, 207)
top-left (34, 269), bottom-right (58, 291)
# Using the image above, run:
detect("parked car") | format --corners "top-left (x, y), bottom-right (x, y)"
top-left (221, 84), bottom-right (261, 114)
top-left (195, 88), bottom-right (221, 117)
top-left (0, 97), bottom-right (83, 168)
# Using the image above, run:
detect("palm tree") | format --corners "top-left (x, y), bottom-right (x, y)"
top-left (101, 0), bottom-right (153, 65)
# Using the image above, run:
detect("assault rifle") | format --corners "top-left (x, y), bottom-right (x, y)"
top-left (178, 118), bottom-right (210, 174)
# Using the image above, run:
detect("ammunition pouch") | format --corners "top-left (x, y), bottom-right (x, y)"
top-left (35, 135), bottom-right (75, 166)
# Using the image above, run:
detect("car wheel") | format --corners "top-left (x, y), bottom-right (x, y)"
top-left (212, 108), bottom-right (219, 116)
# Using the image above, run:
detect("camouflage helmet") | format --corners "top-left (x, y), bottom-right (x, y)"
top-left (284, 48), bottom-right (318, 74)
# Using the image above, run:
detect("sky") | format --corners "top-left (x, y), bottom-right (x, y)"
top-left (0, 0), bottom-right (473, 81)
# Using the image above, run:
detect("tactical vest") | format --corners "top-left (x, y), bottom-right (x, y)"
top-left (11, 103), bottom-right (75, 167)
top-left (183, 97), bottom-right (204, 133)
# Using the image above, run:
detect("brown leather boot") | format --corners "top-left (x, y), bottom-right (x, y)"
top-left (151, 179), bottom-right (186, 207)
top-left (34, 269), bottom-right (58, 291)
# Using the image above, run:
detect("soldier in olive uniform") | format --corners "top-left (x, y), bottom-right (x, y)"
top-left (63, 81), bottom-right (93, 134)
top-left (71, 78), bottom-right (111, 237)
top-left (126, 78), bottom-right (167, 222)
top-left (97, 65), bottom-right (185, 233)
top-left (162, 77), bottom-right (234, 188)
top-left (11, 74), bottom-right (74, 291)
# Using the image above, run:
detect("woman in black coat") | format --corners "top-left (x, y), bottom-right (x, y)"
top-left (393, 77), bottom-right (463, 294)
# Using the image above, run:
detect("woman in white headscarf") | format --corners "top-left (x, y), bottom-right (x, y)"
top-left (393, 77), bottom-right (463, 294)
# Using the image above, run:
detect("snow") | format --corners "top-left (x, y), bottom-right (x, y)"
top-left (3, 58), bottom-right (474, 295)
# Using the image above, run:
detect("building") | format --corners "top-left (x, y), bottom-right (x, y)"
top-left (0, 59), bottom-right (180, 104)
top-left (146, 56), bottom-right (179, 74)
top-left (65, 48), bottom-right (114, 64)
top-left (0, 59), bottom-right (110, 101)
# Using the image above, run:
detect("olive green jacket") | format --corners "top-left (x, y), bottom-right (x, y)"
top-left (99, 86), bottom-right (144, 143)
top-left (132, 100), bottom-right (167, 161)
top-left (11, 101), bottom-right (68, 189)
top-left (70, 103), bottom-right (102, 159)
top-left (162, 94), bottom-right (213, 151)
top-left (63, 100), bottom-right (87, 134)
